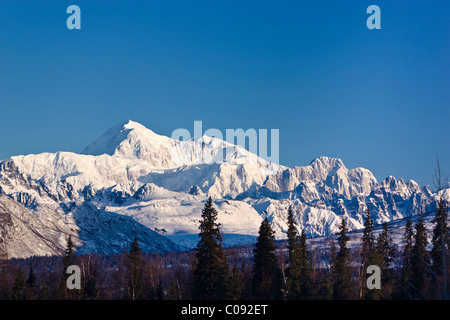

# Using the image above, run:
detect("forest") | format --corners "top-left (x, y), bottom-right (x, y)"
top-left (0, 197), bottom-right (448, 301)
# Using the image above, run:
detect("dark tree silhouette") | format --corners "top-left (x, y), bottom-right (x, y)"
top-left (192, 197), bottom-right (229, 300)
top-left (252, 218), bottom-right (283, 299)
top-left (332, 219), bottom-right (353, 300)
top-left (123, 237), bottom-right (145, 300)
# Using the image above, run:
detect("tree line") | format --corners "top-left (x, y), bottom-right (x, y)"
top-left (0, 196), bottom-right (448, 300)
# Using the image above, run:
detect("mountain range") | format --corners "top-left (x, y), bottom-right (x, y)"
top-left (0, 120), bottom-right (448, 258)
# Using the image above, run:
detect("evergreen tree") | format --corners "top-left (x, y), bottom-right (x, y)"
top-left (362, 209), bottom-right (377, 259)
top-left (376, 222), bottom-right (396, 299)
top-left (361, 208), bottom-right (380, 300)
top-left (285, 206), bottom-right (313, 299)
top-left (12, 267), bottom-right (26, 300)
top-left (377, 223), bottom-right (395, 271)
top-left (252, 218), bottom-right (283, 299)
top-left (25, 264), bottom-right (37, 299)
top-left (155, 282), bottom-right (164, 300)
top-left (410, 215), bottom-right (430, 299)
top-left (63, 236), bottom-right (76, 273)
top-left (61, 235), bottom-right (77, 300)
top-left (430, 156), bottom-right (449, 299)
top-left (317, 268), bottom-right (333, 300)
top-left (399, 218), bottom-right (414, 298)
top-left (332, 218), bottom-right (353, 300)
top-left (228, 264), bottom-right (244, 300)
top-left (26, 265), bottom-right (36, 288)
top-left (298, 229), bottom-right (313, 299)
top-left (271, 264), bottom-right (284, 300)
top-left (430, 198), bottom-right (449, 299)
top-left (362, 208), bottom-right (378, 268)
top-left (192, 197), bottom-right (229, 300)
top-left (286, 206), bottom-right (302, 299)
top-left (83, 271), bottom-right (97, 300)
top-left (123, 237), bottom-right (145, 300)
top-left (286, 207), bottom-right (298, 260)
top-left (39, 279), bottom-right (49, 300)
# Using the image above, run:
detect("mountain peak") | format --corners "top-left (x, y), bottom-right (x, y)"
top-left (81, 120), bottom-right (173, 163)
top-left (81, 120), bottom-right (281, 171)
top-left (121, 120), bottom-right (156, 132)
top-left (309, 156), bottom-right (345, 169)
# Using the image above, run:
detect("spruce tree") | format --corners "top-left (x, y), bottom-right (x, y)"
top-left (192, 197), bottom-right (229, 300)
top-left (61, 235), bottom-right (77, 300)
top-left (400, 218), bottom-right (414, 298)
top-left (63, 236), bottom-right (76, 277)
top-left (298, 229), bottom-right (313, 299)
top-left (228, 264), bottom-right (244, 300)
top-left (39, 279), bottom-right (49, 300)
top-left (376, 222), bottom-right (395, 298)
top-left (123, 237), bottom-right (145, 300)
top-left (362, 208), bottom-right (378, 268)
top-left (26, 265), bottom-right (36, 288)
top-left (430, 157), bottom-right (449, 299)
top-left (377, 222), bottom-right (395, 271)
top-left (362, 209), bottom-right (377, 257)
top-left (12, 267), bottom-right (26, 300)
top-left (361, 208), bottom-right (380, 300)
top-left (155, 282), bottom-right (164, 300)
top-left (25, 264), bottom-right (37, 299)
top-left (252, 218), bottom-right (282, 299)
top-left (430, 198), bottom-right (449, 299)
top-left (332, 218), bottom-right (353, 300)
top-left (317, 267), bottom-right (333, 300)
top-left (410, 215), bottom-right (430, 299)
top-left (286, 206), bottom-right (302, 299)
top-left (83, 269), bottom-right (98, 300)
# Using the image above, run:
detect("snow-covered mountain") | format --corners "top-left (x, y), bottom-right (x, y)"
top-left (0, 195), bottom-right (180, 259)
top-left (0, 120), bottom-right (448, 258)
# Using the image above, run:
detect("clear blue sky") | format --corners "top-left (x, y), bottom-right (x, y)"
top-left (0, 0), bottom-right (449, 188)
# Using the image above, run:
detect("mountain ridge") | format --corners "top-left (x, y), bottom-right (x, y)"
top-left (0, 120), bottom-right (448, 258)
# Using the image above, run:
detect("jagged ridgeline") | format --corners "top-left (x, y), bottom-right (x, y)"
top-left (0, 120), bottom-right (448, 258)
